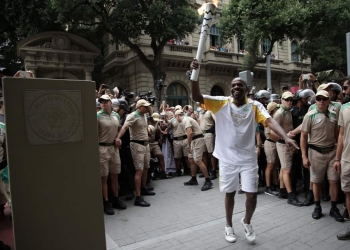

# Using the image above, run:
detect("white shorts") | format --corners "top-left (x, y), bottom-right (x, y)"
top-left (219, 161), bottom-right (259, 193)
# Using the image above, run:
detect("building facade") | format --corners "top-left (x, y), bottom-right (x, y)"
top-left (101, 0), bottom-right (311, 107)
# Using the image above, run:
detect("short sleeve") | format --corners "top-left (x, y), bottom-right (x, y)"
top-left (301, 114), bottom-right (311, 133)
top-left (253, 101), bottom-right (271, 127)
top-left (203, 95), bottom-right (229, 114)
top-left (338, 108), bottom-right (344, 127)
top-left (124, 113), bottom-right (136, 128)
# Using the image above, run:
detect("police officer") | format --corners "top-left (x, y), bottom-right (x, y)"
top-left (274, 91), bottom-right (303, 206)
top-left (288, 89), bottom-right (315, 206)
top-left (264, 102), bottom-right (280, 196)
top-left (301, 90), bottom-right (343, 221)
top-left (116, 99), bottom-right (154, 207)
top-left (198, 107), bottom-right (217, 179)
top-left (97, 95), bottom-right (127, 215)
top-left (176, 110), bottom-right (213, 191)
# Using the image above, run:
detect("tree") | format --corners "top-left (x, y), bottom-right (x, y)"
top-left (52, 0), bottom-right (198, 96)
top-left (218, 0), bottom-right (307, 70)
top-left (296, 0), bottom-right (350, 73)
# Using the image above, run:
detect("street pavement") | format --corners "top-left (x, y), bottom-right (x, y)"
top-left (104, 176), bottom-right (350, 250)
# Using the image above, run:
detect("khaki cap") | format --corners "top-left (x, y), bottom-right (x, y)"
top-left (281, 91), bottom-right (294, 99)
top-left (317, 83), bottom-right (333, 91)
top-left (315, 90), bottom-right (329, 98)
top-left (175, 105), bottom-right (182, 111)
top-left (175, 110), bottom-right (184, 116)
top-left (152, 113), bottom-right (160, 122)
top-left (267, 102), bottom-right (279, 114)
top-left (98, 95), bottom-right (111, 102)
top-left (136, 99), bottom-right (151, 108)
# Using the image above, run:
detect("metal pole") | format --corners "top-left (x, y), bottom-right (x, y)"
top-left (347, 32), bottom-right (350, 75)
top-left (266, 55), bottom-right (272, 93)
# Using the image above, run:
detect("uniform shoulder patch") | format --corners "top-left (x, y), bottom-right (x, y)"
top-left (111, 111), bottom-right (120, 119)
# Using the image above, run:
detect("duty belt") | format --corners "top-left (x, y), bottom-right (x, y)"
top-left (130, 140), bottom-right (149, 146)
top-left (192, 134), bottom-right (204, 140)
top-left (277, 139), bottom-right (285, 144)
top-left (309, 144), bottom-right (335, 154)
top-left (202, 130), bottom-right (214, 134)
top-left (267, 139), bottom-right (276, 143)
top-left (173, 135), bottom-right (187, 141)
top-left (99, 142), bottom-right (114, 146)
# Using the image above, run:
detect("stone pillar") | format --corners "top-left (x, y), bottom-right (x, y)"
top-left (85, 70), bottom-right (92, 81)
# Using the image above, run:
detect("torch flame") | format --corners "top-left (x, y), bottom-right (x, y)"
top-left (197, 1), bottom-right (218, 15)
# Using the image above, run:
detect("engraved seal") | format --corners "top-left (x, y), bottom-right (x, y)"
top-left (28, 93), bottom-right (80, 141)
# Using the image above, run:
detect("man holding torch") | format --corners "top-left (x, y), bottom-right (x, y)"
top-left (190, 61), bottom-right (298, 244)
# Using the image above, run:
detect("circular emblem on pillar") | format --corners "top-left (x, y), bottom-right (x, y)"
top-left (52, 35), bottom-right (71, 50)
top-left (28, 93), bottom-right (80, 141)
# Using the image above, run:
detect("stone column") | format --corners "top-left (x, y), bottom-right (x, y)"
top-left (85, 70), bottom-right (92, 81)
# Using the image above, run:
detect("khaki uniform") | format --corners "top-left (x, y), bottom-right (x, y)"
top-left (168, 117), bottom-right (188, 158)
top-left (264, 127), bottom-right (277, 164)
top-left (301, 108), bottom-right (339, 183)
top-left (273, 106), bottom-right (294, 169)
top-left (124, 110), bottom-right (150, 170)
top-left (198, 110), bottom-right (215, 153)
top-left (183, 117), bottom-right (206, 161)
top-left (338, 102), bottom-right (350, 192)
top-left (148, 125), bottom-right (162, 156)
top-left (97, 110), bottom-right (121, 176)
top-left (309, 101), bottom-right (341, 120)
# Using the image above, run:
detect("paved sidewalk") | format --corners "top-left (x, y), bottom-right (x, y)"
top-left (105, 176), bottom-right (350, 250)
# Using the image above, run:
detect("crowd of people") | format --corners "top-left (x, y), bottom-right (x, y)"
top-left (94, 65), bottom-right (350, 244)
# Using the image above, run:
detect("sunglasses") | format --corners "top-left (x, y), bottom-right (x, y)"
top-left (343, 86), bottom-right (348, 91)
top-left (99, 100), bottom-right (109, 104)
top-left (283, 98), bottom-right (293, 102)
top-left (315, 97), bottom-right (329, 102)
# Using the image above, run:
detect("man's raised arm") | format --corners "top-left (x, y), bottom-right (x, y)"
top-left (190, 59), bottom-right (204, 103)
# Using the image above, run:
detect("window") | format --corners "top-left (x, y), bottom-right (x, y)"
top-left (210, 85), bottom-right (225, 96)
top-left (166, 83), bottom-right (189, 107)
top-left (237, 39), bottom-right (244, 53)
top-left (210, 25), bottom-right (221, 47)
top-left (261, 38), bottom-right (271, 55)
top-left (291, 41), bottom-right (299, 62)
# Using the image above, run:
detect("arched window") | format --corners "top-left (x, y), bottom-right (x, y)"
top-left (210, 85), bottom-right (225, 96)
top-left (166, 83), bottom-right (189, 107)
top-left (261, 38), bottom-right (271, 55)
top-left (210, 25), bottom-right (221, 47)
top-left (291, 41), bottom-right (299, 62)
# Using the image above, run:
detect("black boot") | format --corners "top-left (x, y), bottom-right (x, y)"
top-left (159, 171), bottom-right (170, 179)
top-left (302, 190), bottom-right (314, 206)
top-left (209, 170), bottom-right (217, 180)
top-left (103, 201), bottom-right (115, 215)
top-left (112, 197), bottom-right (127, 210)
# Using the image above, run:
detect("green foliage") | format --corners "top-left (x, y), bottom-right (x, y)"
top-left (52, 0), bottom-right (199, 81)
top-left (297, 0), bottom-right (350, 73)
top-left (219, 0), bottom-right (306, 70)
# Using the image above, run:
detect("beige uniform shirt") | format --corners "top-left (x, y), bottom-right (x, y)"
top-left (168, 117), bottom-right (186, 137)
top-left (265, 127), bottom-right (272, 140)
top-left (124, 110), bottom-right (148, 141)
top-left (338, 103), bottom-right (350, 162)
top-left (309, 101), bottom-right (341, 120)
top-left (273, 105), bottom-right (293, 135)
top-left (184, 117), bottom-right (203, 136)
top-left (97, 110), bottom-right (119, 143)
top-left (301, 108), bottom-right (337, 147)
top-left (198, 110), bottom-right (215, 131)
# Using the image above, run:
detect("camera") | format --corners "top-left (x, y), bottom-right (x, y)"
top-left (155, 79), bottom-right (166, 90)
top-left (102, 84), bottom-right (110, 89)
top-left (302, 74), bottom-right (310, 81)
top-left (139, 91), bottom-right (156, 106)
top-left (120, 89), bottom-right (135, 104)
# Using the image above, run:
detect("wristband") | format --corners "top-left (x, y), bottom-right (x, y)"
top-left (313, 79), bottom-right (318, 83)
top-left (335, 159), bottom-right (341, 162)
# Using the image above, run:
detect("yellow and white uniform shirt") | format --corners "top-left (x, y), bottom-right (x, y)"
top-left (203, 95), bottom-right (270, 166)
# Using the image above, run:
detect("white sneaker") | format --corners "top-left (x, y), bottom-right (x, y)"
top-left (240, 217), bottom-right (256, 242)
top-left (224, 225), bottom-right (236, 243)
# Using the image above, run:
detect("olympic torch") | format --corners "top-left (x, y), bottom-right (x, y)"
top-left (190, 3), bottom-right (216, 81)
